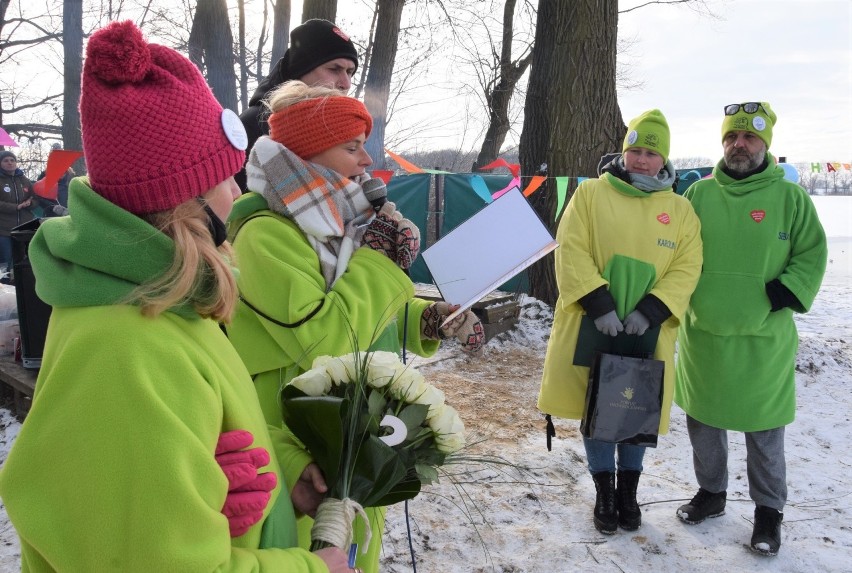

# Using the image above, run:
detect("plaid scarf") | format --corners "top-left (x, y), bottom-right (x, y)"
top-left (247, 136), bottom-right (372, 289)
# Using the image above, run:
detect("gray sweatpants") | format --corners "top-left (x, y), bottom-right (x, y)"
top-left (686, 415), bottom-right (787, 511)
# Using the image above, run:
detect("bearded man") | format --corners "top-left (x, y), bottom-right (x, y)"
top-left (673, 102), bottom-right (827, 557)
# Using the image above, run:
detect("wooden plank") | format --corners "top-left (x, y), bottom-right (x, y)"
top-left (483, 317), bottom-right (519, 341)
top-left (478, 301), bottom-right (519, 323)
top-left (414, 283), bottom-right (516, 308)
top-left (0, 356), bottom-right (37, 419)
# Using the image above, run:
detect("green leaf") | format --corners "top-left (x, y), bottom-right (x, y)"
top-left (397, 403), bottom-right (429, 430)
top-left (367, 388), bottom-right (387, 418)
top-left (415, 463), bottom-right (439, 485)
top-left (281, 396), bottom-right (345, 494)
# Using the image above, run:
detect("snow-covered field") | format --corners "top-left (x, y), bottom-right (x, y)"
top-left (0, 196), bottom-right (849, 572)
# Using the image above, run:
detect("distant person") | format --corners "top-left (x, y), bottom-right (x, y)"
top-left (538, 110), bottom-right (703, 534)
top-left (675, 101), bottom-right (828, 556)
top-left (0, 150), bottom-right (34, 281)
top-left (0, 21), bottom-right (352, 572)
top-left (237, 19), bottom-right (359, 191)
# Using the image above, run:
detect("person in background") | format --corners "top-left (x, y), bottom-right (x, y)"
top-left (0, 21), bottom-right (352, 573)
top-left (227, 80), bottom-right (484, 573)
top-left (538, 110), bottom-right (703, 534)
top-left (0, 150), bottom-right (34, 282)
top-left (674, 101), bottom-right (827, 557)
top-left (236, 19), bottom-right (359, 192)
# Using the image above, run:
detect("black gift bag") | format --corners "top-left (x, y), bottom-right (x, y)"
top-left (580, 352), bottom-right (664, 447)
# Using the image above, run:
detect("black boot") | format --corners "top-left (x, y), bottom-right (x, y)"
top-left (616, 470), bottom-right (642, 531)
top-left (591, 471), bottom-right (618, 534)
top-left (750, 505), bottom-right (783, 556)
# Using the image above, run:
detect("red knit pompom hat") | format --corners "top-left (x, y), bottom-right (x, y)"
top-left (80, 20), bottom-right (246, 215)
top-left (267, 97), bottom-right (372, 160)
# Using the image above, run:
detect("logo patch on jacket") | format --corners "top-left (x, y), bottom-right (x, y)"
top-left (750, 210), bottom-right (766, 223)
top-left (657, 212), bottom-right (670, 224)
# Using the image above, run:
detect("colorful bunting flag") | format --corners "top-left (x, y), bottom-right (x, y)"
top-left (810, 163), bottom-right (822, 173)
top-left (492, 176), bottom-right (520, 200)
top-left (0, 127), bottom-right (18, 148)
top-left (554, 176), bottom-right (571, 221)
top-left (477, 157), bottom-right (521, 178)
top-left (384, 148), bottom-right (425, 174)
top-left (468, 175), bottom-right (494, 204)
top-left (523, 176), bottom-right (547, 197)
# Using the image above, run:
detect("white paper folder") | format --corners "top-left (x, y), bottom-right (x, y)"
top-left (421, 187), bottom-right (558, 325)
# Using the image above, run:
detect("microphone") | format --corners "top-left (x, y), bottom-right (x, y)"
top-left (362, 177), bottom-right (387, 211)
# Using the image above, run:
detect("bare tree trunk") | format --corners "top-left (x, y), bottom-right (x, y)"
top-left (188, 0), bottom-right (239, 111)
top-left (472, 0), bottom-right (532, 171)
top-left (270, 0), bottom-right (291, 66)
top-left (301, 0), bottom-right (336, 23)
top-left (363, 0), bottom-right (404, 170)
top-left (237, 0), bottom-right (248, 109)
top-left (63, 0), bottom-right (84, 171)
top-left (519, 0), bottom-right (624, 306)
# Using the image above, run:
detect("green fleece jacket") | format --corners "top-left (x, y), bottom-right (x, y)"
top-left (225, 192), bottom-right (438, 572)
top-left (0, 179), bottom-right (327, 572)
top-left (675, 155), bottom-right (828, 431)
top-left (538, 173), bottom-right (703, 434)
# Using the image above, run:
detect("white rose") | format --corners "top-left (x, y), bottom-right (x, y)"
top-left (414, 383), bottom-right (446, 419)
top-left (316, 354), bottom-right (359, 385)
top-left (429, 404), bottom-right (466, 453)
top-left (367, 351), bottom-right (403, 389)
top-left (289, 368), bottom-right (332, 396)
top-left (389, 368), bottom-right (427, 402)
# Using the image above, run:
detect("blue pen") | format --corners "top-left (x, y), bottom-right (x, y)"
top-left (348, 543), bottom-right (358, 568)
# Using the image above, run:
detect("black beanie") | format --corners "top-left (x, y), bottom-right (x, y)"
top-left (285, 19), bottom-right (358, 80)
top-left (0, 151), bottom-right (16, 162)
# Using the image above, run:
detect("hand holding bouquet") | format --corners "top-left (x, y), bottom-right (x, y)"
top-left (282, 351), bottom-right (465, 554)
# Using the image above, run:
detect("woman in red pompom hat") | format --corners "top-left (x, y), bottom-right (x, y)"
top-left (0, 20), bottom-right (351, 573)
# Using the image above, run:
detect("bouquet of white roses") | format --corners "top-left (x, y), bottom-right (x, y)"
top-left (281, 350), bottom-right (465, 552)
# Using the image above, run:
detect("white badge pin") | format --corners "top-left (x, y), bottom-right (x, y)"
top-left (627, 130), bottom-right (639, 145)
top-left (221, 109), bottom-right (248, 150)
top-left (752, 116), bottom-right (766, 131)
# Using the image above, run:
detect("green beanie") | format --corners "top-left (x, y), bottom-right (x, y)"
top-left (721, 101), bottom-right (776, 149)
top-left (622, 109), bottom-right (670, 162)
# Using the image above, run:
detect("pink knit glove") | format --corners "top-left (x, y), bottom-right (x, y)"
top-left (363, 202), bottom-right (401, 262)
top-left (421, 303), bottom-right (485, 355)
top-left (396, 218), bottom-right (420, 270)
top-left (215, 430), bottom-right (278, 537)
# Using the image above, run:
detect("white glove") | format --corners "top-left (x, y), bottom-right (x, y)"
top-left (593, 310), bottom-right (623, 337)
top-left (623, 310), bottom-right (650, 336)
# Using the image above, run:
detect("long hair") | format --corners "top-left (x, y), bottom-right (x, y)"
top-left (129, 199), bottom-right (238, 322)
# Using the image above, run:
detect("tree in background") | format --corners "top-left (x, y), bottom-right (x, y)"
top-left (301, 0), bottom-right (336, 22)
top-left (188, 0), bottom-right (238, 111)
top-left (62, 0), bottom-right (84, 173)
top-left (468, 0), bottom-right (533, 171)
top-left (520, 0), bottom-right (624, 305)
top-left (362, 0), bottom-right (405, 170)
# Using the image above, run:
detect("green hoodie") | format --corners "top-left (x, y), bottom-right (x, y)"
top-left (0, 179), bottom-right (327, 572)
top-left (675, 156), bottom-right (828, 431)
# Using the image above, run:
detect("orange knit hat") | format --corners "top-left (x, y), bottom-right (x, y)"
top-left (267, 97), bottom-right (372, 160)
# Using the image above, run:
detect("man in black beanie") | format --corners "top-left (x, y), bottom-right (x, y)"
top-left (237, 19), bottom-right (359, 192)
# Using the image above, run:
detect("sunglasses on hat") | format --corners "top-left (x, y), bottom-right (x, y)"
top-left (724, 102), bottom-right (766, 116)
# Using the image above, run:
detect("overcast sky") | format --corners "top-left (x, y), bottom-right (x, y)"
top-left (616, 0), bottom-right (852, 163)
top-left (329, 0), bottom-right (851, 164)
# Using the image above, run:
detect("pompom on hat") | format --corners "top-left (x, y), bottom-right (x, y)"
top-left (622, 109), bottom-right (671, 162)
top-left (721, 101), bottom-right (776, 149)
top-left (80, 20), bottom-right (246, 215)
top-left (268, 94), bottom-right (372, 160)
top-left (284, 19), bottom-right (358, 80)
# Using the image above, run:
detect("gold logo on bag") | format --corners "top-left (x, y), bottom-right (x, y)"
top-left (622, 387), bottom-right (634, 400)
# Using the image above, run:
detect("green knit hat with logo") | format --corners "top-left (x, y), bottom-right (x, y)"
top-left (622, 109), bottom-right (670, 162)
top-left (721, 101), bottom-right (776, 149)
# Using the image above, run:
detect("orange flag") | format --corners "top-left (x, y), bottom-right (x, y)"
top-left (384, 149), bottom-right (424, 174)
top-left (522, 175), bottom-right (547, 197)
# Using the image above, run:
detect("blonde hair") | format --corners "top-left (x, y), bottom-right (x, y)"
top-left (129, 200), bottom-right (238, 322)
top-left (264, 80), bottom-right (341, 114)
